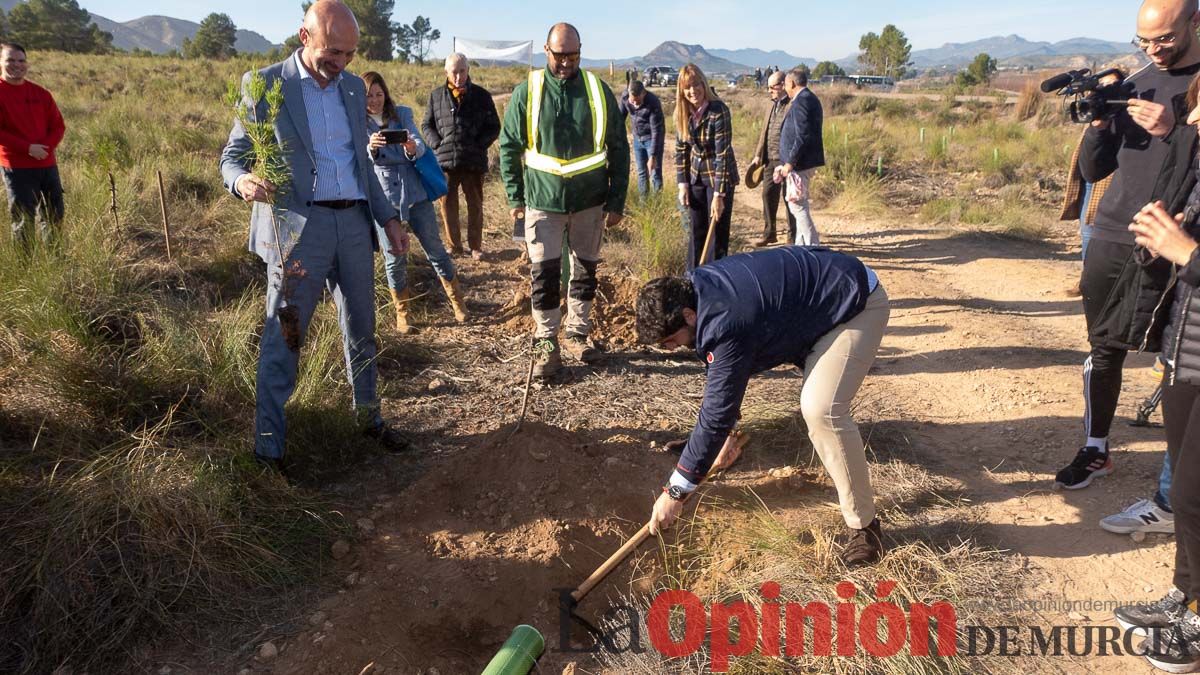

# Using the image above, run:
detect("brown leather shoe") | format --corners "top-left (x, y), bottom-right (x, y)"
top-left (841, 519), bottom-right (885, 567)
top-left (750, 236), bottom-right (777, 248)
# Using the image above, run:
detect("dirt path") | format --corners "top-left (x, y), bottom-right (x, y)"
top-left (205, 192), bottom-right (1177, 674)
top-left (811, 211), bottom-right (1170, 673)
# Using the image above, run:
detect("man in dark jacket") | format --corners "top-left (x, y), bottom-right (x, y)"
top-left (636, 246), bottom-right (891, 566)
top-left (619, 80), bottom-right (665, 195)
top-left (748, 70), bottom-right (794, 247)
top-left (775, 68), bottom-right (825, 246)
top-left (1054, 0), bottom-right (1200, 492)
top-left (422, 52), bottom-right (501, 259)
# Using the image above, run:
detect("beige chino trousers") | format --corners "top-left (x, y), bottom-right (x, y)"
top-left (800, 284), bottom-right (890, 529)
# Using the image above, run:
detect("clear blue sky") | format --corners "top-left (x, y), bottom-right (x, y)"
top-left (82, 0), bottom-right (1131, 61)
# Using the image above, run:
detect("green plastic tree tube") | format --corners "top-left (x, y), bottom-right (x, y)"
top-left (480, 625), bottom-right (545, 675)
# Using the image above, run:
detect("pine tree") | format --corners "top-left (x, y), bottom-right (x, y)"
top-left (8, 0), bottom-right (112, 53)
top-left (182, 13), bottom-right (238, 59)
top-left (813, 61), bottom-right (846, 80)
top-left (857, 24), bottom-right (912, 79)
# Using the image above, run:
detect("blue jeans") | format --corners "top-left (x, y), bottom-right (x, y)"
top-left (632, 136), bottom-right (663, 195)
top-left (255, 204), bottom-right (382, 459)
top-left (1156, 450), bottom-right (1174, 512)
top-left (374, 199), bottom-right (455, 291)
top-left (1080, 182), bottom-right (1093, 260)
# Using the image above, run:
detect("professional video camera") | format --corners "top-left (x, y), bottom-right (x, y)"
top-left (1040, 68), bottom-right (1136, 124)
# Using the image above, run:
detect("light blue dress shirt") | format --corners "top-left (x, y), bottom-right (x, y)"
top-left (294, 51), bottom-right (364, 201)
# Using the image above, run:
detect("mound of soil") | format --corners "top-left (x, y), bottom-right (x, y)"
top-left (269, 422), bottom-right (675, 674)
top-left (591, 276), bottom-right (640, 348)
top-left (496, 274), bottom-right (641, 350)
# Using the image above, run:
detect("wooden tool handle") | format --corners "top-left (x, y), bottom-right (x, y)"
top-left (569, 429), bottom-right (749, 604)
top-left (570, 523), bottom-right (652, 603)
top-left (698, 209), bottom-right (720, 267)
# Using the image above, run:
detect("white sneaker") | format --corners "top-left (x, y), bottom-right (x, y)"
top-left (1100, 498), bottom-right (1175, 534)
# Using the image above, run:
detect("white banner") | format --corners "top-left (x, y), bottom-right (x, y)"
top-left (452, 37), bottom-right (533, 65)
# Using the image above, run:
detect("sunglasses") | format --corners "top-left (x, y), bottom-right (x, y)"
top-left (547, 49), bottom-right (581, 63)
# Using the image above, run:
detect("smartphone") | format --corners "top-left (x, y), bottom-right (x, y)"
top-left (512, 216), bottom-right (525, 242)
top-left (382, 129), bottom-right (409, 144)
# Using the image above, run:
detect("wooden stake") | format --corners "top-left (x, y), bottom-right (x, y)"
top-left (156, 170), bottom-right (173, 262)
top-left (107, 172), bottom-right (120, 232)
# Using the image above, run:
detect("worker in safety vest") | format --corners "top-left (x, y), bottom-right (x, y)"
top-left (499, 22), bottom-right (630, 379)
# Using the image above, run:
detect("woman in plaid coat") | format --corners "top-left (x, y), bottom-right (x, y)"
top-left (674, 64), bottom-right (738, 271)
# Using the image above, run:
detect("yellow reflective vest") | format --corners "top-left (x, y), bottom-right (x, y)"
top-left (524, 69), bottom-right (609, 178)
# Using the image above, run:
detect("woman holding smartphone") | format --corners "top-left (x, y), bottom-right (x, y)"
top-left (364, 71), bottom-right (467, 334)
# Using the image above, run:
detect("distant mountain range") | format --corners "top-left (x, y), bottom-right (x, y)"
top-left (706, 48), bottom-right (816, 70)
top-left (526, 36), bottom-right (1136, 75)
top-left (532, 42), bottom-right (799, 73)
top-left (913, 34), bottom-right (1133, 68)
top-left (832, 34), bottom-right (1138, 71)
top-left (0, 1), bottom-right (279, 54)
top-left (88, 14), bottom-right (278, 54)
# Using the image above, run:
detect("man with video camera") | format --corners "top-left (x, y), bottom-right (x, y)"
top-left (1054, 0), bottom-right (1200, 492)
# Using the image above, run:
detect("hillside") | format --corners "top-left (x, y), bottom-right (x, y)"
top-left (636, 41), bottom-right (746, 72)
top-left (112, 14), bottom-right (277, 54)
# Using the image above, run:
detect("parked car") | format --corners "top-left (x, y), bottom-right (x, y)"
top-left (642, 66), bottom-right (679, 87)
top-left (725, 73), bottom-right (757, 89)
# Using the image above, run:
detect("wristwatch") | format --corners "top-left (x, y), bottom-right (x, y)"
top-left (664, 485), bottom-right (688, 501)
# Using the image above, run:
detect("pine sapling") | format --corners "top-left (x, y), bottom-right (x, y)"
top-left (226, 72), bottom-right (307, 351)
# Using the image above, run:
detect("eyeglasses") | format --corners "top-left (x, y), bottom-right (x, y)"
top-left (547, 49), bottom-right (581, 63)
top-left (1132, 32), bottom-right (1179, 50)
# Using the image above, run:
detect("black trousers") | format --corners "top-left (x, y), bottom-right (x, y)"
top-left (1080, 237), bottom-right (1135, 439)
top-left (761, 160), bottom-right (795, 243)
top-left (4, 165), bottom-right (64, 250)
top-left (1164, 379), bottom-right (1200, 599)
top-left (685, 182), bottom-right (732, 271)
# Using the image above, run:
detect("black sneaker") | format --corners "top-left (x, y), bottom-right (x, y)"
top-left (364, 422), bottom-right (412, 452)
top-left (1142, 609), bottom-right (1200, 673)
top-left (1117, 588), bottom-right (1189, 636)
top-left (841, 519), bottom-right (885, 567)
top-left (562, 333), bottom-right (601, 363)
top-left (1053, 446), bottom-right (1112, 490)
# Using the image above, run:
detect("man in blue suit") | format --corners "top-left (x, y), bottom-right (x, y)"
top-left (637, 246), bottom-right (890, 566)
top-left (774, 68), bottom-right (825, 246)
top-left (219, 1), bottom-right (409, 470)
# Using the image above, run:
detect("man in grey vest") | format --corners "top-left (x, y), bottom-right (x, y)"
top-left (219, 1), bottom-right (409, 471)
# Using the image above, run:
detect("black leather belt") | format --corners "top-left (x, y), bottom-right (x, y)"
top-left (310, 199), bottom-right (365, 210)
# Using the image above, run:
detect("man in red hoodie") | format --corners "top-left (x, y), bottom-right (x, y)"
top-left (0, 43), bottom-right (65, 249)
